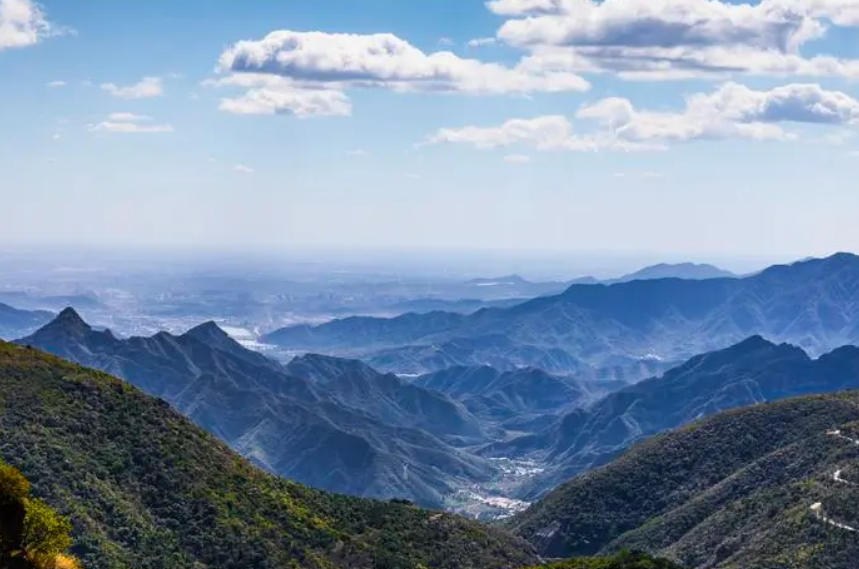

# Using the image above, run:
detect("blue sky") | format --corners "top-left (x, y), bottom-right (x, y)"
top-left (3, 0), bottom-right (859, 260)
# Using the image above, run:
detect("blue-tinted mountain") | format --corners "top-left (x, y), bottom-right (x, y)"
top-left (16, 309), bottom-right (496, 507)
top-left (610, 262), bottom-right (736, 283)
top-left (0, 341), bottom-right (538, 569)
top-left (508, 390), bottom-right (859, 568)
top-left (0, 302), bottom-right (53, 340)
top-left (490, 336), bottom-right (859, 498)
top-left (285, 353), bottom-right (486, 441)
top-left (366, 334), bottom-right (591, 376)
top-left (0, 290), bottom-right (102, 311)
top-left (260, 253), bottom-right (859, 374)
top-left (414, 365), bottom-right (624, 427)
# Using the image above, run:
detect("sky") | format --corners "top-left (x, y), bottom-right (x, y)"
top-left (3, 0), bottom-right (859, 260)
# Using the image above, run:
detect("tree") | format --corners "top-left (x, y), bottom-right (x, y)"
top-left (0, 459), bottom-right (79, 569)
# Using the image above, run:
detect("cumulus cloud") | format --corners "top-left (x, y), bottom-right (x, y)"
top-left (424, 114), bottom-right (654, 151)
top-left (89, 113), bottom-right (173, 134)
top-left (426, 115), bottom-right (575, 149)
top-left (101, 76), bottom-right (164, 99)
top-left (486, 0), bottom-right (859, 80)
top-left (209, 30), bottom-right (589, 117)
top-left (46, 80), bottom-right (66, 87)
top-left (425, 82), bottom-right (859, 151)
top-left (233, 164), bottom-right (254, 174)
top-left (0, 0), bottom-right (56, 51)
top-left (218, 30), bottom-right (589, 94)
top-left (214, 77), bottom-right (353, 117)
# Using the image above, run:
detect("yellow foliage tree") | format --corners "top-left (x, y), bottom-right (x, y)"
top-left (0, 459), bottom-right (81, 569)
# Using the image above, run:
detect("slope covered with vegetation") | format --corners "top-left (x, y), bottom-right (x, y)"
top-left (509, 392), bottom-right (859, 569)
top-left (529, 551), bottom-right (685, 569)
top-left (0, 341), bottom-right (537, 569)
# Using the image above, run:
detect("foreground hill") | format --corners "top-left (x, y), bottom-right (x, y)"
top-left (529, 551), bottom-right (686, 569)
top-left (508, 391), bottom-right (859, 569)
top-left (17, 309), bottom-right (494, 507)
top-left (489, 336), bottom-right (859, 497)
top-left (0, 341), bottom-right (538, 569)
top-left (261, 253), bottom-right (859, 374)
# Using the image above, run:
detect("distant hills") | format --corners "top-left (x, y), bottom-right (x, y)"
top-left (17, 309), bottom-right (496, 507)
top-left (0, 303), bottom-right (52, 340)
top-left (0, 341), bottom-right (538, 569)
top-left (508, 390), bottom-right (859, 569)
top-left (609, 262), bottom-right (736, 283)
top-left (488, 336), bottom-right (859, 498)
top-left (260, 254), bottom-right (859, 374)
top-left (414, 366), bottom-right (624, 432)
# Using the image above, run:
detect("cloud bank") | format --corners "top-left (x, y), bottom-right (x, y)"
top-left (426, 82), bottom-right (859, 151)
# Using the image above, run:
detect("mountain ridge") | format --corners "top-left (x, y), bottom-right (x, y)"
top-left (0, 340), bottom-right (538, 569)
top-left (507, 389), bottom-right (859, 568)
top-left (260, 253), bottom-right (859, 375)
top-left (17, 309), bottom-right (495, 507)
top-left (489, 335), bottom-right (859, 498)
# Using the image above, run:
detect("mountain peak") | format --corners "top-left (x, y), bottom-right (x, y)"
top-left (47, 307), bottom-right (90, 333)
top-left (824, 251), bottom-right (859, 266)
top-left (733, 334), bottom-right (775, 350)
top-left (185, 321), bottom-right (229, 340)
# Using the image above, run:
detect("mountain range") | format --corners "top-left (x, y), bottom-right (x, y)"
top-left (486, 336), bottom-right (859, 498)
top-left (0, 340), bottom-right (539, 569)
top-left (260, 253), bottom-right (859, 375)
top-left (508, 389), bottom-right (859, 569)
top-left (16, 308), bottom-right (497, 507)
top-left (413, 366), bottom-right (624, 433)
top-left (0, 303), bottom-right (52, 340)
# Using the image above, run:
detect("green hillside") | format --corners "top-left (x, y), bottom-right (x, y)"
top-left (0, 342), bottom-right (537, 569)
top-left (528, 551), bottom-right (685, 569)
top-left (509, 393), bottom-right (859, 569)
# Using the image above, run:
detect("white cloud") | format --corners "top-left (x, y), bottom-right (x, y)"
top-left (107, 112), bottom-right (152, 122)
top-left (504, 154), bottom-right (532, 163)
top-left (88, 114), bottom-right (173, 134)
top-left (438, 36), bottom-right (455, 46)
top-left (101, 76), bottom-right (164, 99)
top-left (486, 0), bottom-right (859, 80)
top-left (46, 80), bottom-right (66, 88)
top-left (348, 148), bottom-right (369, 156)
top-left (426, 115), bottom-right (574, 149)
top-left (0, 0), bottom-right (55, 51)
top-left (215, 79), bottom-right (353, 117)
top-left (213, 30), bottom-right (589, 116)
top-left (233, 164), bottom-right (254, 174)
top-left (425, 82), bottom-right (859, 151)
top-left (468, 37), bottom-right (497, 48)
